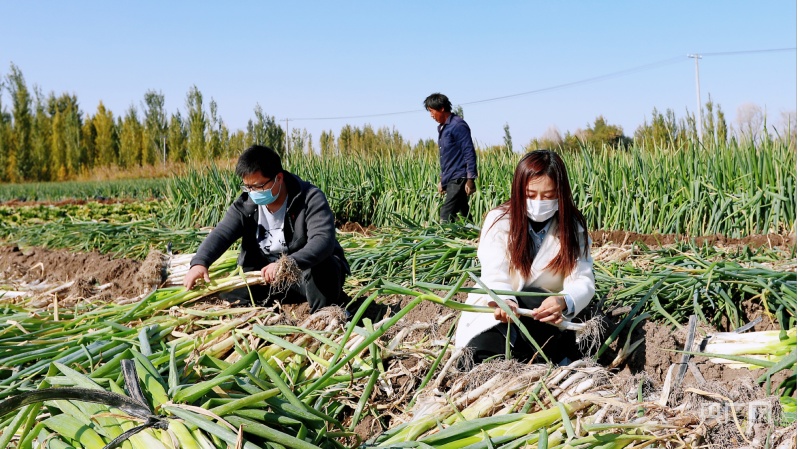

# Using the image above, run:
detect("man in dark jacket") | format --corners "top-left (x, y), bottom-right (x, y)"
top-left (424, 93), bottom-right (478, 223)
top-left (183, 145), bottom-right (349, 312)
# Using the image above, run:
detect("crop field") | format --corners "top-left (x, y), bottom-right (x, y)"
top-left (0, 142), bottom-right (794, 448)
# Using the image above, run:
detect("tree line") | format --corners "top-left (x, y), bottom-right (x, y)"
top-left (0, 63), bottom-right (794, 183)
top-left (0, 65), bottom-right (294, 182)
top-left (0, 64), bottom-right (446, 182)
top-left (527, 97), bottom-right (795, 153)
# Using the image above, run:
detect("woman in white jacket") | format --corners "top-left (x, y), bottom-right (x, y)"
top-left (454, 150), bottom-right (595, 365)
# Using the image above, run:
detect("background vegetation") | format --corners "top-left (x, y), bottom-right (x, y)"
top-left (1, 63), bottom-right (794, 184)
top-left (164, 140), bottom-right (795, 237)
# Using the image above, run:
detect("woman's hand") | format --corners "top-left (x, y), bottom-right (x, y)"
top-left (488, 299), bottom-right (518, 323)
top-left (531, 296), bottom-right (567, 324)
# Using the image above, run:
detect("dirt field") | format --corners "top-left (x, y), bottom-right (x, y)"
top-left (0, 237), bottom-right (793, 445)
top-left (0, 241), bottom-right (784, 386)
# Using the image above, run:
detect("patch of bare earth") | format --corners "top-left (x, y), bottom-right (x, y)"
top-left (0, 245), bottom-right (146, 301)
top-left (590, 230), bottom-right (795, 250)
top-left (339, 221), bottom-right (377, 235)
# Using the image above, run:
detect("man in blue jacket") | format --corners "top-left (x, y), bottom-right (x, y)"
top-left (182, 145), bottom-right (349, 313)
top-left (424, 93), bottom-right (478, 223)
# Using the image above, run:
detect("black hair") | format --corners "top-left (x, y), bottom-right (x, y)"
top-left (423, 93), bottom-right (452, 113)
top-left (235, 145), bottom-right (283, 179)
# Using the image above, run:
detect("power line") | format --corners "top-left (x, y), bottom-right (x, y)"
top-left (285, 47), bottom-right (795, 122)
top-left (700, 47), bottom-right (795, 57)
top-left (286, 108), bottom-right (421, 122)
top-left (460, 57), bottom-right (684, 106)
top-left (286, 56), bottom-right (683, 121)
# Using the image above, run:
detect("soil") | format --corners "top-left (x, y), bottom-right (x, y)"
top-left (0, 240), bottom-right (792, 444)
top-left (590, 230), bottom-right (796, 250)
top-left (0, 245), bottom-right (145, 300)
top-left (339, 222), bottom-right (377, 235)
top-left (614, 319), bottom-right (790, 408)
top-left (337, 222), bottom-right (796, 251)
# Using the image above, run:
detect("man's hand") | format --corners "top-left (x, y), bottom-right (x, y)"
top-left (183, 265), bottom-right (210, 290)
top-left (530, 296), bottom-right (567, 324)
top-left (261, 262), bottom-right (279, 283)
top-left (488, 299), bottom-right (518, 323)
top-left (437, 182), bottom-right (444, 195)
top-left (465, 179), bottom-right (476, 196)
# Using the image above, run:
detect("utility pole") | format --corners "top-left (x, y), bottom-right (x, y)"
top-left (687, 54), bottom-right (703, 142)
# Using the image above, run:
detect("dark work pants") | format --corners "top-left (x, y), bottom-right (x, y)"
top-left (440, 178), bottom-right (470, 223)
top-left (464, 287), bottom-right (580, 365)
top-left (220, 255), bottom-right (348, 313)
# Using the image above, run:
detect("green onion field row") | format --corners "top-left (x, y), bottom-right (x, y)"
top-left (164, 141), bottom-right (795, 237)
top-left (0, 178), bottom-right (168, 202)
top-left (0, 141), bottom-right (792, 238)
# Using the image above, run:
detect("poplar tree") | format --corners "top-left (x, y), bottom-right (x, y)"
top-left (0, 78), bottom-right (9, 181)
top-left (7, 64), bottom-right (33, 181)
top-left (245, 119), bottom-right (256, 149)
top-left (634, 108), bottom-right (687, 148)
top-left (290, 128), bottom-right (306, 155)
top-left (219, 122), bottom-right (231, 158)
top-left (93, 101), bottom-right (117, 167)
top-left (185, 85), bottom-right (207, 161)
top-left (81, 115), bottom-right (96, 172)
top-left (167, 112), bottom-right (187, 163)
top-left (702, 97), bottom-right (729, 147)
top-left (249, 104), bottom-right (284, 155)
top-left (208, 99), bottom-right (222, 159)
top-left (61, 94), bottom-right (82, 177)
top-left (411, 138), bottom-right (437, 156)
top-left (30, 90), bottom-right (52, 181)
top-left (306, 134), bottom-right (315, 156)
top-left (503, 123), bottom-right (513, 153)
top-left (360, 125), bottom-right (375, 156)
top-left (376, 126), bottom-right (408, 156)
top-left (142, 90), bottom-right (166, 165)
top-left (320, 130), bottom-right (336, 157)
top-left (337, 125), bottom-right (354, 155)
top-left (118, 105), bottom-right (142, 168)
top-left (228, 129), bottom-right (247, 157)
top-left (48, 93), bottom-right (69, 180)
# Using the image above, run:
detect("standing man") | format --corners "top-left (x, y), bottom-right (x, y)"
top-left (424, 93), bottom-right (478, 223)
top-left (182, 145), bottom-right (350, 313)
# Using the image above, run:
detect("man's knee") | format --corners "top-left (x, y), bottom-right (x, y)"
top-left (297, 256), bottom-right (347, 311)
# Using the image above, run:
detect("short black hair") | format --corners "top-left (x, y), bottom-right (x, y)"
top-left (235, 145), bottom-right (283, 179)
top-left (423, 93), bottom-right (452, 113)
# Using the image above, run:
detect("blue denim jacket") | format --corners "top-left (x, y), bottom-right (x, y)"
top-left (438, 114), bottom-right (478, 185)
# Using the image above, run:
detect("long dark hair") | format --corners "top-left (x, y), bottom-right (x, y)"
top-left (496, 150), bottom-right (588, 278)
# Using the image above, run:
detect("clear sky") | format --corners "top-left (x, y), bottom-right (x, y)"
top-left (1, 1), bottom-right (795, 149)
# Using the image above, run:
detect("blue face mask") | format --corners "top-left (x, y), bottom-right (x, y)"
top-left (249, 180), bottom-right (281, 206)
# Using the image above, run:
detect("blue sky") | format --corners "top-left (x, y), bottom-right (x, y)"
top-left (1, 1), bottom-right (795, 148)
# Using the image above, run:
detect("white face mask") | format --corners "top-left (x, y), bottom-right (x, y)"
top-left (526, 199), bottom-right (558, 222)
